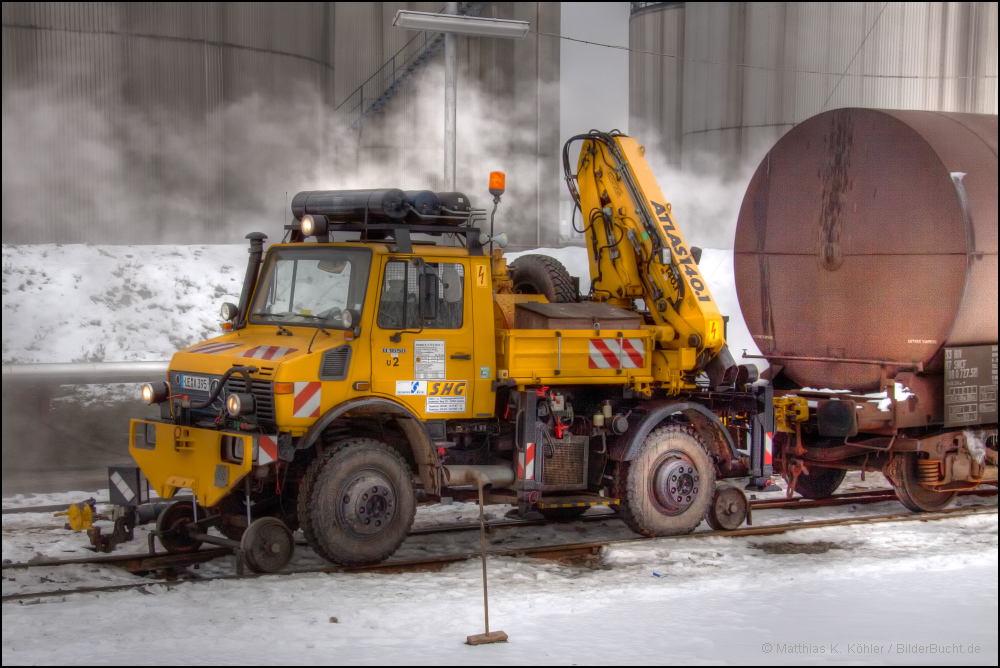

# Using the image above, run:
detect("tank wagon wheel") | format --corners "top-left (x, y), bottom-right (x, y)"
top-left (706, 482), bottom-right (749, 531)
top-left (508, 254), bottom-right (577, 303)
top-left (298, 438), bottom-right (416, 566)
top-left (792, 466), bottom-right (847, 500)
top-left (240, 517), bottom-right (295, 574)
top-left (885, 454), bottom-right (956, 513)
top-left (613, 424), bottom-right (715, 536)
top-left (155, 500), bottom-right (205, 554)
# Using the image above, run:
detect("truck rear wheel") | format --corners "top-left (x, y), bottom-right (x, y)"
top-left (298, 438), bottom-right (416, 566)
top-left (614, 424), bottom-right (714, 536)
top-left (508, 254), bottom-right (576, 303)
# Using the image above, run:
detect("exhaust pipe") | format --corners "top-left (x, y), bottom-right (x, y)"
top-left (442, 464), bottom-right (515, 488)
top-left (236, 232), bottom-right (267, 329)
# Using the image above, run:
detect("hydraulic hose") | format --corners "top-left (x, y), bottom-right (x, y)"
top-left (189, 366), bottom-right (257, 410)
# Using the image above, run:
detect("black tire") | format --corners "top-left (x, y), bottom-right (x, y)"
top-left (613, 424), bottom-right (715, 536)
top-left (508, 254), bottom-right (576, 303)
top-left (885, 454), bottom-right (956, 512)
top-left (299, 438), bottom-right (416, 566)
top-left (539, 507), bottom-right (588, 521)
top-left (793, 465), bottom-right (847, 500)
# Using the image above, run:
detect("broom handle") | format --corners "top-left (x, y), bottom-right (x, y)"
top-left (478, 472), bottom-right (490, 635)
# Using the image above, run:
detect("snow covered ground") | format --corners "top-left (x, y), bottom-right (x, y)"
top-left (2, 476), bottom-right (997, 665)
top-left (2, 243), bottom-right (762, 371)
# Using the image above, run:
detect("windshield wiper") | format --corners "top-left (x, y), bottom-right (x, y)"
top-left (307, 326), bottom-right (331, 354)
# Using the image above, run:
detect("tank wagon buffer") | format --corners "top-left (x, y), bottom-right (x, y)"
top-left (736, 108), bottom-right (998, 511)
top-left (121, 136), bottom-right (771, 570)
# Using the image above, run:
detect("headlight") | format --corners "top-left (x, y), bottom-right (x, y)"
top-left (301, 214), bottom-right (328, 237)
top-left (340, 309), bottom-right (353, 328)
top-left (141, 382), bottom-right (168, 405)
top-left (226, 393), bottom-right (255, 417)
top-left (220, 302), bottom-right (238, 321)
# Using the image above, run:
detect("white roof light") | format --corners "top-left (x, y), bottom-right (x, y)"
top-left (392, 10), bottom-right (530, 40)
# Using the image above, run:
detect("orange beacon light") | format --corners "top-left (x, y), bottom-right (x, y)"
top-left (489, 171), bottom-right (505, 198)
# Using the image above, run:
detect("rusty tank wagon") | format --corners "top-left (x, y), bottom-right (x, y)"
top-left (736, 108), bottom-right (998, 510)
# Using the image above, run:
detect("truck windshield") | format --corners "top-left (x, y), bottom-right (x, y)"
top-left (249, 247), bottom-right (372, 328)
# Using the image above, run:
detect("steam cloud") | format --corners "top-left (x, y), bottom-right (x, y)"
top-left (2, 59), bottom-right (558, 246)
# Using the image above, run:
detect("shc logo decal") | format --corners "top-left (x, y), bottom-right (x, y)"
top-left (428, 381), bottom-right (467, 397)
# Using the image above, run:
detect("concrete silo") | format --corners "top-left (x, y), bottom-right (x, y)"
top-left (630, 2), bottom-right (998, 177)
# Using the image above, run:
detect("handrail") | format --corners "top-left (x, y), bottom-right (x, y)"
top-left (1, 361), bottom-right (170, 386)
top-left (336, 2), bottom-right (487, 131)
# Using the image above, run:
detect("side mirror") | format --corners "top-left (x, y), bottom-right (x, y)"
top-left (420, 270), bottom-right (439, 322)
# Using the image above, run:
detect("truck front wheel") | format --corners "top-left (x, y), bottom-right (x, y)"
top-left (613, 424), bottom-right (714, 536)
top-left (298, 438), bottom-right (416, 566)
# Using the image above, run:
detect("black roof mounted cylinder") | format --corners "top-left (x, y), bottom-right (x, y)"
top-left (291, 188), bottom-right (408, 222)
top-left (405, 190), bottom-right (443, 220)
top-left (437, 191), bottom-right (472, 212)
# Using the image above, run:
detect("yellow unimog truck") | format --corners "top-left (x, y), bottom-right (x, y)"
top-left (122, 132), bottom-right (773, 572)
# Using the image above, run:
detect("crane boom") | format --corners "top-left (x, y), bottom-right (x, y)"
top-left (564, 131), bottom-right (737, 386)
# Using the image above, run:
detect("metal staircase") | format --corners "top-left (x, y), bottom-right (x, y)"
top-left (336, 2), bottom-right (486, 131)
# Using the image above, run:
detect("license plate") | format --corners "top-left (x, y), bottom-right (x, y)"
top-left (181, 375), bottom-right (211, 392)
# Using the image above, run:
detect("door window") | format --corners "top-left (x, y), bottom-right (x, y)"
top-left (377, 260), bottom-right (464, 330)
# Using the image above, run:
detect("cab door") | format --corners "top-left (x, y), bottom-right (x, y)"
top-left (370, 256), bottom-right (475, 419)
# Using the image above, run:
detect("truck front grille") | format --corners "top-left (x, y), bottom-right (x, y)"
top-left (225, 376), bottom-right (276, 423)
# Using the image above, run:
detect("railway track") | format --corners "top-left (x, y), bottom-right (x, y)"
top-left (3, 486), bottom-right (996, 570)
top-left (3, 503), bottom-right (996, 604)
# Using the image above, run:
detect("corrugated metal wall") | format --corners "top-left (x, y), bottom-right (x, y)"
top-left (2, 2), bottom-right (561, 246)
top-left (629, 2), bottom-right (685, 167)
top-left (2, 2), bottom-right (335, 244)
top-left (630, 2), bottom-right (999, 177)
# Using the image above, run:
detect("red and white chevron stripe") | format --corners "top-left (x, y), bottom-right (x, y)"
top-left (189, 342), bottom-right (242, 355)
top-left (293, 381), bottom-right (322, 418)
top-left (238, 345), bottom-right (298, 360)
top-left (764, 431), bottom-right (773, 466)
top-left (517, 442), bottom-right (535, 480)
top-left (257, 435), bottom-right (278, 465)
top-left (588, 338), bottom-right (645, 369)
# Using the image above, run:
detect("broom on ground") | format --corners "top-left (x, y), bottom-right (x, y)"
top-left (466, 472), bottom-right (508, 646)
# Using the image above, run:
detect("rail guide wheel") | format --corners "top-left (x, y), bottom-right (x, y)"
top-left (156, 500), bottom-right (205, 554)
top-left (706, 482), bottom-right (749, 531)
top-left (241, 516), bottom-right (295, 574)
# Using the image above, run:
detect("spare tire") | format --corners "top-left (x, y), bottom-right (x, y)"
top-left (508, 254), bottom-right (576, 303)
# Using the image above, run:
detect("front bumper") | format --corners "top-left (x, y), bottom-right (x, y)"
top-left (129, 419), bottom-right (257, 507)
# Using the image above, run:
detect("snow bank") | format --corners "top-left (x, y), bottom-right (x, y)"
top-left (2, 244), bottom-right (245, 364)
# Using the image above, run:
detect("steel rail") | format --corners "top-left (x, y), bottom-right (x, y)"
top-left (7, 485), bottom-right (994, 517)
top-left (3, 505), bottom-right (996, 603)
